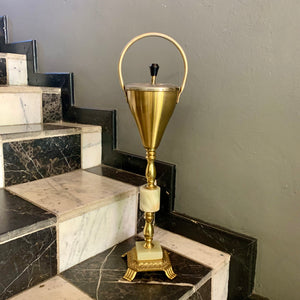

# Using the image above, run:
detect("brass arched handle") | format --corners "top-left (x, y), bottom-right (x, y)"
top-left (118, 32), bottom-right (188, 102)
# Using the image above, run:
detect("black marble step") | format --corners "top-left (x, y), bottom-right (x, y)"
top-left (1, 124), bottom-right (81, 186)
top-left (61, 236), bottom-right (212, 300)
top-left (0, 189), bottom-right (57, 299)
top-left (0, 227), bottom-right (57, 300)
top-left (0, 57), bottom-right (7, 85)
top-left (0, 189), bottom-right (56, 242)
top-left (42, 90), bottom-right (62, 123)
top-left (86, 164), bottom-right (146, 187)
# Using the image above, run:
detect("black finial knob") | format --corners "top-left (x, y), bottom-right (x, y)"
top-left (150, 63), bottom-right (159, 77)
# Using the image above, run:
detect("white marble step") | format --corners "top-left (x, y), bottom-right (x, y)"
top-left (0, 53), bottom-right (27, 86)
top-left (0, 86), bottom-right (61, 126)
top-left (149, 227), bottom-right (230, 300)
top-left (6, 169), bottom-right (139, 272)
top-left (8, 276), bottom-right (93, 300)
top-left (0, 122), bottom-right (101, 188)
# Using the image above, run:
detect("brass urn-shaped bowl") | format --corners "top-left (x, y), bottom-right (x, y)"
top-left (118, 32), bottom-right (188, 153)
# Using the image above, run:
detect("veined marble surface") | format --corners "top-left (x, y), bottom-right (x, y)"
top-left (0, 86), bottom-right (52, 93)
top-left (0, 92), bottom-right (42, 126)
top-left (59, 193), bottom-right (138, 271)
top-left (7, 170), bottom-right (138, 221)
top-left (81, 130), bottom-right (101, 169)
top-left (3, 134), bottom-right (81, 186)
top-left (0, 124), bottom-right (43, 135)
top-left (0, 189), bottom-right (56, 244)
top-left (6, 58), bottom-right (27, 86)
top-left (0, 123), bottom-right (101, 187)
top-left (0, 53), bottom-right (26, 60)
top-left (0, 53), bottom-right (27, 85)
top-left (143, 227), bottom-right (230, 300)
top-left (55, 121), bottom-right (102, 133)
top-left (40, 87), bottom-right (61, 94)
top-left (0, 123), bottom-right (80, 142)
top-left (61, 236), bottom-right (212, 300)
top-left (0, 227), bottom-right (57, 299)
top-left (42, 92), bottom-right (62, 123)
top-left (9, 276), bottom-right (93, 300)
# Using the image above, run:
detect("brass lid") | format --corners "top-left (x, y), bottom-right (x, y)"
top-left (125, 83), bottom-right (179, 92)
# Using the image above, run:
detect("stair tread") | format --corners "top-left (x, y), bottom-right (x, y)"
top-left (61, 235), bottom-right (213, 300)
top-left (8, 276), bottom-right (93, 300)
top-left (0, 52), bottom-right (26, 60)
top-left (0, 86), bottom-right (60, 93)
top-left (9, 233), bottom-right (216, 300)
top-left (0, 122), bottom-right (101, 142)
top-left (0, 189), bottom-right (55, 243)
top-left (0, 85), bottom-right (60, 93)
top-left (0, 123), bottom-right (81, 142)
top-left (86, 164), bottom-right (146, 187)
top-left (6, 169), bottom-right (138, 221)
top-left (148, 227), bottom-right (230, 271)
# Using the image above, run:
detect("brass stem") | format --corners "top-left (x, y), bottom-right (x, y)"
top-left (145, 149), bottom-right (156, 189)
top-left (144, 150), bottom-right (157, 249)
top-left (143, 212), bottom-right (155, 249)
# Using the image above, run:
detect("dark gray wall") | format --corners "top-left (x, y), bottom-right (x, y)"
top-left (2, 1), bottom-right (300, 299)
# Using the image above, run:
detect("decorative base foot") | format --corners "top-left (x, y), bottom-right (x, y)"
top-left (122, 247), bottom-right (176, 281)
top-left (123, 267), bottom-right (137, 281)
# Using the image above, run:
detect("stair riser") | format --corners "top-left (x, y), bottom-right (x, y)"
top-left (0, 54), bottom-right (27, 86)
top-left (0, 227), bottom-right (57, 300)
top-left (0, 130), bottom-right (101, 187)
top-left (0, 125), bottom-right (102, 188)
top-left (42, 92), bottom-right (62, 123)
top-left (0, 92), bottom-right (42, 126)
top-left (0, 89), bottom-right (62, 126)
top-left (58, 193), bottom-right (138, 272)
top-left (2, 135), bottom-right (81, 187)
top-left (0, 58), bottom-right (7, 84)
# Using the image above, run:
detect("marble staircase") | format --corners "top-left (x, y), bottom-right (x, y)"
top-left (0, 51), bottom-right (141, 299)
top-left (0, 19), bottom-right (236, 300)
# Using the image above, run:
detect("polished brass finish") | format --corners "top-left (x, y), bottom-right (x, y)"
top-left (143, 212), bottom-right (155, 249)
top-left (126, 89), bottom-right (178, 150)
top-left (119, 32), bottom-right (187, 281)
top-left (118, 32), bottom-right (188, 102)
top-left (145, 149), bottom-right (156, 189)
top-left (122, 247), bottom-right (176, 281)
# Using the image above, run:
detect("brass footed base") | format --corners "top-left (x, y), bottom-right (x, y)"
top-left (122, 247), bottom-right (176, 281)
